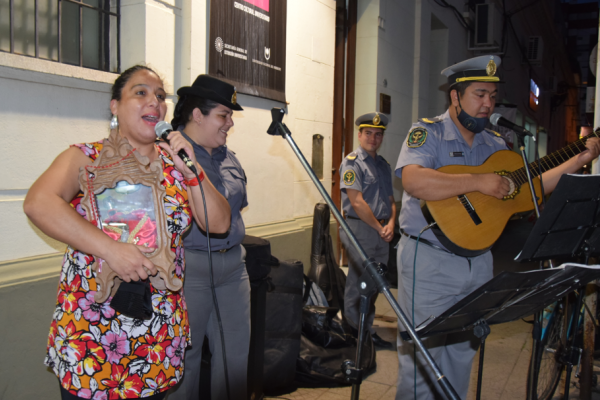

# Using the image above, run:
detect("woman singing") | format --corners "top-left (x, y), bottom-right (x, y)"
top-left (23, 66), bottom-right (230, 400)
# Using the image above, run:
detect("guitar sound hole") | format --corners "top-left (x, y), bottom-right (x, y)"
top-left (503, 176), bottom-right (516, 196)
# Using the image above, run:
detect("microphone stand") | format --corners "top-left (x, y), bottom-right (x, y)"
top-left (267, 108), bottom-right (460, 400)
top-left (513, 130), bottom-right (546, 400)
top-left (516, 132), bottom-right (541, 219)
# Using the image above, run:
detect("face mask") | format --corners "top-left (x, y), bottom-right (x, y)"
top-left (455, 97), bottom-right (488, 134)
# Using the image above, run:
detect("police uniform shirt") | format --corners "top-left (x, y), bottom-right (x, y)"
top-left (340, 146), bottom-right (393, 220)
top-left (395, 110), bottom-right (508, 248)
top-left (182, 131), bottom-right (248, 251)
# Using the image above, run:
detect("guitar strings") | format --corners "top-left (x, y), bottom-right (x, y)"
top-left (509, 131), bottom-right (598, 187)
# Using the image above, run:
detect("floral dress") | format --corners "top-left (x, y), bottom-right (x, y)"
top-left (45, 140), bottom-right (192, 399)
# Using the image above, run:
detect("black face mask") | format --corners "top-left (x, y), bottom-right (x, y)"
top-left (455, 97), bottom-right (488, 134)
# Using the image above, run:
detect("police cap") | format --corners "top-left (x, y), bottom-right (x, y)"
top-left (442, 55), bottom-right (503, 88)
top-left (355, 112), bottom-right (388, 130)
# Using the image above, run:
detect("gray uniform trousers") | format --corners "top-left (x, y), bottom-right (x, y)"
top-left (168, 245), bottom-right (250, 400)
top-left (395, 235), bottom-right (493, 400)
top-left (340, 218), bottom-right (389, 334)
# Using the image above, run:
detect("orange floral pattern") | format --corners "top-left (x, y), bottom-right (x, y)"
top-left (45, 140), bottom-right (192, 398)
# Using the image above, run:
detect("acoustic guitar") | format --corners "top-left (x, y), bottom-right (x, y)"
top-left (422, 130), bottom-right (599, 257)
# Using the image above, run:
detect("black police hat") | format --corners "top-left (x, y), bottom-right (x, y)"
top-left (177, 75), bottom-right (243, 111)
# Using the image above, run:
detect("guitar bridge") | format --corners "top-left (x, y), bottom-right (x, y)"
top-left (457, 194), bottom-right (482, 225)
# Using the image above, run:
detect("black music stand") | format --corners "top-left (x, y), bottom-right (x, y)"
top-left (515, 174), bottom-right (600, 263)
top-left (516, 173), bottom-right (600, 399)
top-left (399, 264), bottom-right (600, 400)
top-left (401, 174), bottom-right (600, 400)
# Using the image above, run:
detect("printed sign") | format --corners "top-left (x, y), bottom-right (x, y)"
top-left (209, 0), bottom-right (287, 103)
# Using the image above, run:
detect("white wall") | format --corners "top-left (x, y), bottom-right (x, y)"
top-left (191, 0), bottom-right (336, 227)
top-left (0, 54), bottom-right (116, 261)
top-left (0, 0), bottom-right (336, 263)
top-left (376, 0), bottom-right (417, 197)
top-left (354, 0), bottom-right (471, 199)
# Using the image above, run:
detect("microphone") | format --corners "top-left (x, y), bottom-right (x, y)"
top-left (154, 121), bottom-right (197, 173)
top-left (490, 113), bottom-right (535, 139)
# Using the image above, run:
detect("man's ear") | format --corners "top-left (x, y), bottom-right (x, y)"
top-left (450, 89), bottom-right (459, 107)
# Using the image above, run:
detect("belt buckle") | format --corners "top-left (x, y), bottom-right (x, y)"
top-left (219, 248), bottom-right (228, 253)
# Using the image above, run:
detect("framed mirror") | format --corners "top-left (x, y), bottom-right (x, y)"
top-left (78, 129), bottom-right (181, 303)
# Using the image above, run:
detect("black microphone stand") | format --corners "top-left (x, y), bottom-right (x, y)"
top-left (511, 129), bottom-right (547, 400)
top-left (515, 131), bottom-right (541, 219)
top-left (267, 108), bottom-right (460, 400)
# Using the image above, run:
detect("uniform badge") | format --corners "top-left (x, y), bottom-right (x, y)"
top-left (373, 113), bottom-right (381, 126)
top-left (486, 59), bottom-right (497, 76)
top-left (232, 88), bottom-right (237, 104)
top-left (343, 170), bottom-right (356, 185)
top-left (407, 127), bottom-right (427, 148)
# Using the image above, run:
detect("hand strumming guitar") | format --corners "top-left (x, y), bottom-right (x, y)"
top-left (473, 173), bottom-right (511, 200)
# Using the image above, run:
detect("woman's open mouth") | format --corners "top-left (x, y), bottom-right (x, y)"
top-left (142, 115), bottom-right (159, 125)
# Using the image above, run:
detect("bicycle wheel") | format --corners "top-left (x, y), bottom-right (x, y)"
top-left (527, 302), bottom-right (566, 400)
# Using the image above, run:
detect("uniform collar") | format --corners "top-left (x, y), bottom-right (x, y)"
top-left (356, 145), bottom-right (378, 161)
top-left (441, 110), bottom-right (494, 147)
top-left (180, 130), bottom-right (227, 159)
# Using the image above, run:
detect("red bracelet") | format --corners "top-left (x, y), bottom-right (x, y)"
top-left (185, 171), bottom-right (205, 186)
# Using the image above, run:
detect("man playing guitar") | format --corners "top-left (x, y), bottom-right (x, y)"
top-left (393, 55), bottom-right (600, 400)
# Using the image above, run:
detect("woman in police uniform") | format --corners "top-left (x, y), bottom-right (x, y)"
top-left (167, 75), bottom-right (249, 400)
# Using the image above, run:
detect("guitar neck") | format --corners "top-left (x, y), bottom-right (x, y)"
top-left (510, 130), bottom-right (600, 186)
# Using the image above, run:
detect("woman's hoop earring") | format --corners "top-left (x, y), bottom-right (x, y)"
top-left (110, 115), bottom-right (119, 130)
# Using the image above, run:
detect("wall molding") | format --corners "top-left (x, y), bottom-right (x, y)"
top-left (0, 189), bottom-right (28, 202)
top-left (246, 215), bottom-right (315, 238)
top-left (0, 214), bottom-right (335, 288)
top-left (0, 253), bottom-right (63, 289)
top-left (0, 52), bottom-right (117, 86)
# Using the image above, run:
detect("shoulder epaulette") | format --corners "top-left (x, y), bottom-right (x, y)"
top-left (346, 151), bottom-right (357, 160)
top-left (485, 128), bottom-right (502, 138)
top-left (419, 117), bottom-right (442, 124)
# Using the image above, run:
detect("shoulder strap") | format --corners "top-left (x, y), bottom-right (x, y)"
top-left (419, 116), bottom-right (442, 124)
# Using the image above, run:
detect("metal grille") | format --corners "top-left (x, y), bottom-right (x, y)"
top-left (1, 0), bottom-right (120, 73)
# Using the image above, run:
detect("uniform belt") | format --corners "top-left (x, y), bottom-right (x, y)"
top-left (346, 215), bottom-right (388, 225)
top-left (189, 246), bottom-right (235, 254)
top-left (401, 231), bottom-right (452, 254)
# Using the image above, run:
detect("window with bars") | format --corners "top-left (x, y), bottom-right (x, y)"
top-left (0, 0), bottom-right (120, 73)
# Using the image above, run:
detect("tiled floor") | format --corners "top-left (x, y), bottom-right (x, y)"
top-left (266, 288), bottom-right (599, 400)
top-left (267, 217), bottom-right (600, 400)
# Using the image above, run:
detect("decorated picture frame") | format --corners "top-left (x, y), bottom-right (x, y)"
top-left (78, 129), bottom-right (181, 303)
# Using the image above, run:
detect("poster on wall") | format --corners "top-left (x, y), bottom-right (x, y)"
top-left (209, 0), bottom-right (287, 103)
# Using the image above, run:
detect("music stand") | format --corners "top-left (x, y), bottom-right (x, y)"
top-left (516, 173), bottom-right (600, 399)
top-left (399, 264), bottom-right (600, 400)
top-left (400, 174), bottom-right (600, 400)
top-left (515, 174), bottom-right (600, 263)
